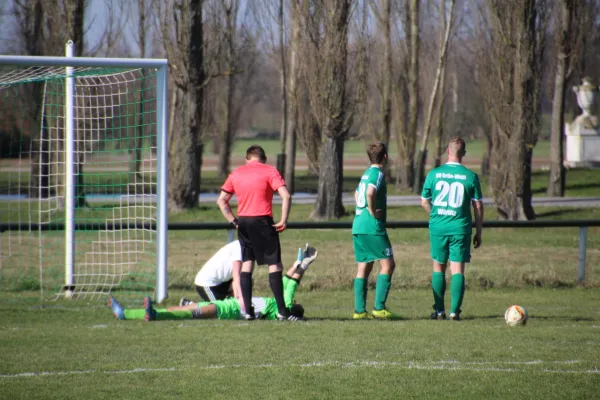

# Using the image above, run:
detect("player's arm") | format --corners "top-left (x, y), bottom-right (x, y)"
top-left (471, 175), bottom-right (484, 248)
top-left (216, 190), bottom-right (237, 225)
top-left (421, 197), bottom-right (432, 214)
top-left (231, 260), bottom-right (245, 311)
top-left (274, 185), bottom-right (291, 232)
top-left (420, 173), bottom-right (432, 214)
top-left (472, 200), bottom-right (484, 248)
top-left (366, 185), bottom-right (381, 219)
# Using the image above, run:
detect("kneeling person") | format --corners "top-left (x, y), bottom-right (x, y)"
top-left (185, 240), bottom-right (243, 305)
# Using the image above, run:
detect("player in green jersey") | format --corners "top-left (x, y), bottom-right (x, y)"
top-left (108, 245), bottom-right (318, 322)
top-left (351, 141), bottom-right (399, 320)
top-left (421, 137), bottom-right (484, 321)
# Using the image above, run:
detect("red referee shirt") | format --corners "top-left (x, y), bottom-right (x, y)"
top-left (221, 160), bottom-right (286, 217)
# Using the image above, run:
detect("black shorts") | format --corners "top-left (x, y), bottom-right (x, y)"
top-left (195, 280), bottom-right (232, 302)
top-left (237, 216), bottom-right (282, 266)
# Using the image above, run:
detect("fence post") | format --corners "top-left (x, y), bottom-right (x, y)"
top-left (578, 226), bottom-right (588, 282)
top-left (227, 229), bottom-right (235, 244)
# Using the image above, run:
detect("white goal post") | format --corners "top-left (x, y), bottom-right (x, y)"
top-left (0, 47), bottom-right (168, 303)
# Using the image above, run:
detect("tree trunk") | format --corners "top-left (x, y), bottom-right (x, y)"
top-left (548, 0), bottom-right (572, 197)
top-left (480, 131), bottom-right (493, 177)
top-left (399, 0), bottom-right (419, 190)
top-left (72, 3), bottom-right (87, 208)
top-left (486, 0), bottom-right (541, 221)
top-left (376, 0), bottom-right (392, 179)
top-left (218, 2), bottom-right (236, 178)
top-left (168, 87), bottom-right (200, 211)
top-left (285, 0), bottom-right (301, 194)
top-left (312, 136), bottom-right (345, 219)
top-left (394, 76), bottom-right (409, 187)
top-left (413, 0), bottom-right (454, 193)
top-left (278, 0), bottom-right (287, 156)
top-left (432, 68), bottom-right (447, 169)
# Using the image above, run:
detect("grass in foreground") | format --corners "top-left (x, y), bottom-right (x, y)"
top-left (0, 288), bottom-right (599, 400)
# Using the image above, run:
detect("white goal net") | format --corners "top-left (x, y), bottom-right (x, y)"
top-left (0, 51), bottom-right (168, 303)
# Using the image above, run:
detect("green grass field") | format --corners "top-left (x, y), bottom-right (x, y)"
top-left (1, 288), bottom-right (599, 399)
top-left (1, 204), bottom-right (600, 399)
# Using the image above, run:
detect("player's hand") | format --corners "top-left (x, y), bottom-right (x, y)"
top-left (369, 209), bottom-right (382, 219)
top-left (237, 296), bottom-right (246, 314)
top-left (273, 220), bottom-right (287, 232)
top-left (473, 233), bottom-right (482, 249)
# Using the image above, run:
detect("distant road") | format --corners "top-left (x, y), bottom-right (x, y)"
top-left (1, 193), bottom-right (597, 208)
top-left (198, 193), bottom-right (600, 208)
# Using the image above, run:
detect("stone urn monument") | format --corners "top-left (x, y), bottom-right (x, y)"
top-left (565, 77), bottom-right (600, 167)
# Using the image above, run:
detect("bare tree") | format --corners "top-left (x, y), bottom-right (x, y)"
top-left (13, 0), bottom-right (86, 204)
top-left (303, 0), bottom-right (353, 220)
top-left (396, 0), bottom-right (420, 190)
top-left (479, 0), bottom-right (548, 220)
top-left (216, 0), bottom-right (238, 178)
top-left (126, 0), bottom-right (152, 185)
top-left (413, 0), bottom-right (456, 193)
top-left (296, 0), bottom-right (323, 177)
top-left (284, 0), bottom-right (302, 193)
top-left (369, 0), bottom-right (392, 178)
top-left (547, 0), bottom-right (589, 197)
top-left (156, 0), bottom-right (204, 211)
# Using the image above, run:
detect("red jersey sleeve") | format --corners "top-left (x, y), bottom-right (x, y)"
top-left (269, 168), bottom-right (286, 191)
top-left (221, 173), bottom-right (235, 194)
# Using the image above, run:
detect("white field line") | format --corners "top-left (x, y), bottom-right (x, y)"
top-left (1, 360), bottom-right (599, 379)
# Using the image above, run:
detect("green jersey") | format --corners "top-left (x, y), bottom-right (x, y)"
top-left (352, 166), bottom-right (387, 235)
top-left (256, 276), bottom-right (300, 320)
top-left (421, 162), bottom-right (482, 236)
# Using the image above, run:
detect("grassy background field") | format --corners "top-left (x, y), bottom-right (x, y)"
top-left (1, 164), bottom-right (599, 197)
top-left (202, 138), bottom-right (552, 161)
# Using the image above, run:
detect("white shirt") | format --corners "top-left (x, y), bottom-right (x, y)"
top-left (194, 240), bottom-right (242, 287)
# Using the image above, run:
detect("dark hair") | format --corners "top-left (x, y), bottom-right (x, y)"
top-left (290, 303), bottom-right (305, 318)
top-left (367, 141), bottom-right (387, 164)
top-left (246, 145), bottom-right (267, 162)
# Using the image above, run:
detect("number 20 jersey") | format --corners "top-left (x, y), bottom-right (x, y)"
top-left (352, 166), bottom-right (387, 235)
top-left (421, 162), bottom-right (482, 236)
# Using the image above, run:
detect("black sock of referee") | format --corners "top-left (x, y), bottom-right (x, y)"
top-left (269, 270), bottom-right (289, 317)
top-left (240, 272), bottom-right (254, 317)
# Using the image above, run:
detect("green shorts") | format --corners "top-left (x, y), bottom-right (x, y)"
top-left (210, 298), bottom-right (241, 320)
top-left (429, 234), bottom-right (471, 264)
top-left (353, 234), bottom-right (393, 263)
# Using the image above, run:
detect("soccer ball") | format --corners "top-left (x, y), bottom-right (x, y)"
top-left (504, 305), bottom-right (528, 327)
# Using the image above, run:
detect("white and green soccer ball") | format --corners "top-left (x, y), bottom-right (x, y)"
top-left (505, 305), bottom-right (528, 327)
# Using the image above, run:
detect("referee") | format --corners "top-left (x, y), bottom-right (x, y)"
top-left (216, 145), bottom-right (295, 320)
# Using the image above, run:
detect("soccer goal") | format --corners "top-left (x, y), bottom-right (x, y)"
top-left (0, 43), bottom-right (168, 303)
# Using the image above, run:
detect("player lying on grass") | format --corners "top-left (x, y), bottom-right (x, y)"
top-left (181, 239), bottom-right (316, 313)
top-left (108, 245), bottom-right (317, 322)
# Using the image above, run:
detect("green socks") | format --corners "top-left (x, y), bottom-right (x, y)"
top-left (354, 278), bottom-right (368, 313)
top-left (374, 274), bottom-right (392, 311)
top-left (123, 308), bottom-right (192, 320)
top-left (123, 309), bottom-right (146, 320)
top-left (450, 273), bottom-right (465, 315)
top-left (431, 272), bottom-right (446, 312)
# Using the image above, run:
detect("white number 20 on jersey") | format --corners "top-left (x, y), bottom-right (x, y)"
top-left (433, 181), bottom-right (465, 208)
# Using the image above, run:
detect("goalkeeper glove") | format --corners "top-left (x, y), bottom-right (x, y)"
top-left (296, 243), bottom-right (318, 271)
